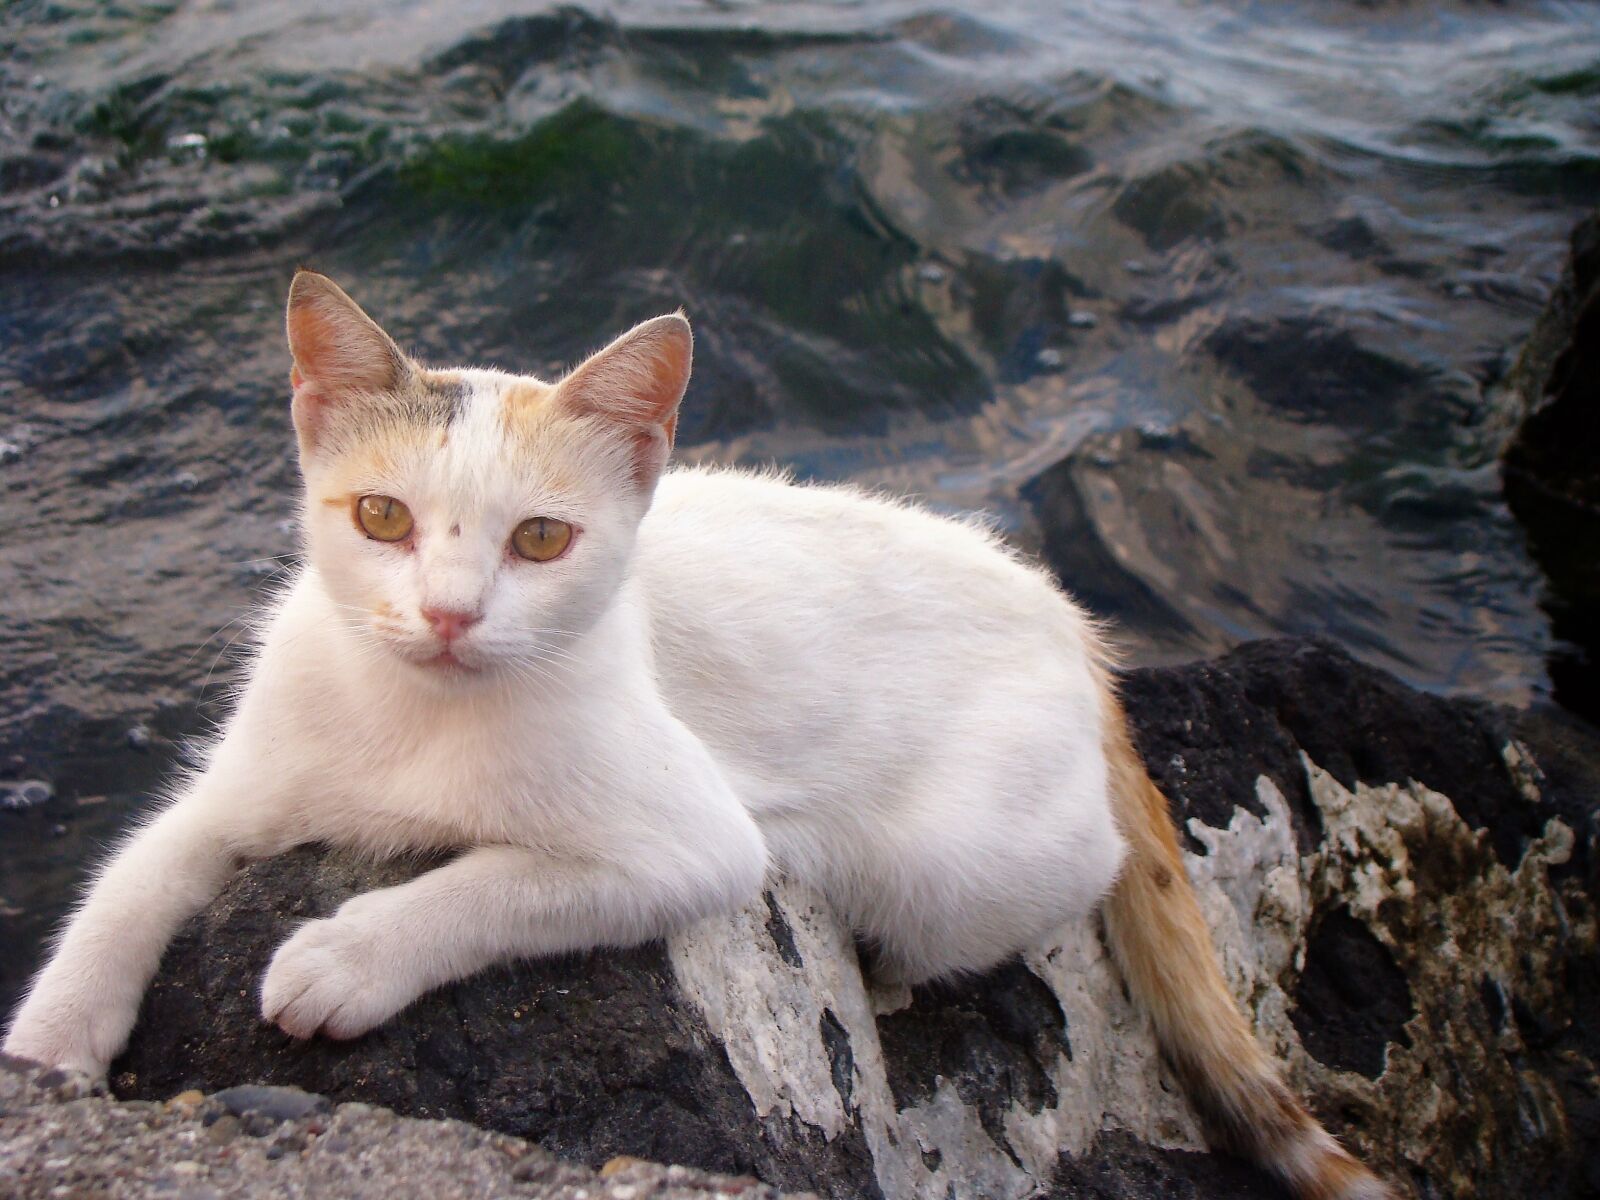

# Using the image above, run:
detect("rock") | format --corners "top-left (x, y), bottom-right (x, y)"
top-left (1110, 130), bottom-right (1321, 251)
top-left (1501, 210), bottom-right (1600, 723)
top-left (210, 1084), bottom-right (330, 1124)
top-left (111, 855), bottom-right (885, 1199)
top-left (1204, 316), bottom-right (1440, 428)
top-left (96, 640), bottom-right (1600, 1200)
top-left (0, 1056), bottom-right (794, 1200)
top-left (0, 780), bottom-right (52, 811)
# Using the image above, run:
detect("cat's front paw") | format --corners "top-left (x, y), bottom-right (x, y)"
top-left (3, 993), bottom-right (124, 1079)
top-left (260, 913), bottom-right (415, 1041)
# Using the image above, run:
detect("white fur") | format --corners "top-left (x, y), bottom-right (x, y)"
top-left (3, 307), bottom-right (1125, 1077)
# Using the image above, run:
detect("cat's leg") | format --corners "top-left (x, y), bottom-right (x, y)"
top-left (262, 821), bottom-right (767, 1040)
top-left (3, 767), bottom-right (286, 1077)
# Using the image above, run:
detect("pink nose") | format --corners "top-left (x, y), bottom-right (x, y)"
top-left (422, 607), bottom-right (480, 643)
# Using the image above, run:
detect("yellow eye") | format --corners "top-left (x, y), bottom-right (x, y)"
top-left (356, 495), bottom-right (414, 542)
top-left (511, 517), bottom-right (573, 562)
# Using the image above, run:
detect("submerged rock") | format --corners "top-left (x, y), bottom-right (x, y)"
top-left (98, 640), bottom-right (1600, 1200)
top-left (1502, 210), bottom-right (1600, 722)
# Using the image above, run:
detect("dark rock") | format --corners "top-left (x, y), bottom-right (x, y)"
top-left (1290, 907), bottom-right (1414, 1079)
top-left (765, 893), bottom-right (805, 969)
top-left (112, 850), bottom-right (880, 1200)
top-left (817, 1010), bottom-right (854, 1112)
top-left (1502, 210), bottom-right (1600, 724)
top-left (1047, 1131), bottom-right (1285, 1200)
top-left (1204, 316), bottom-right (1435, 427)
top-left (877, 960), bottom-right (1071, 1159)
top-left (106, 640), bottom-right (1600, 1200)
top-left (1128, 638), bottom-right (1556, 868)
top-left (1116, 652), bottom-right (1324, 853)
top-left (1510, 702), bottom-right (1600, 893)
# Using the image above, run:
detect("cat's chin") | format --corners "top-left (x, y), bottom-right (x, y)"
top-left (401, 649), bottom-right (489, 681)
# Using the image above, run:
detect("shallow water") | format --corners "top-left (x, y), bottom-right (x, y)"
top-left (2, 0), bottom-right (1598, 1006)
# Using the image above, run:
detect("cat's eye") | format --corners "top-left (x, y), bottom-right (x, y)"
top-left (356, 495), bottom-right (414, 542)
top-left (511, 517), bottom-right (573, 562)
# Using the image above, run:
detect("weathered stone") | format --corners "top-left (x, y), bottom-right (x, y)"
top-left (84, 640), bottom-right (1600, 1200)
top-left (0, 1056), bottom-right (794, 1200)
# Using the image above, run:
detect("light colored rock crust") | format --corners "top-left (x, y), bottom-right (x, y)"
top-left (673, 746), bottom-right (1592, 1200)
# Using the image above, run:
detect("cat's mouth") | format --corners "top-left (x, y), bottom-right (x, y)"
top-left (376, 630), bottom-right (489, 676)
top-left (417, 647), bottom-right (482, 674)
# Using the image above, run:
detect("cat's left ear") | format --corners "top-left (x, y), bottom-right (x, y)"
top-left (286, 270), bottom-right (410, 455)
top-left (554, 313), bottom-right (692, 491)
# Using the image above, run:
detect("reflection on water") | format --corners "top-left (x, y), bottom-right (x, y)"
top-left (1, 0), bottom-right (1598, 1004)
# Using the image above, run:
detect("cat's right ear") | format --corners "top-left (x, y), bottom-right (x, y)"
top-left (286, 271), bottom-right (408, 453)
top-left (553, 313), bottom-right (692, 493)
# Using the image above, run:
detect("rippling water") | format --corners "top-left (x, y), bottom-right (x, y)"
top-left (2, 0), bottom-right (1598, 1005)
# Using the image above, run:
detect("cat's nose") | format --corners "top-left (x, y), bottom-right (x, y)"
top-left (421, 607), bottom-right (480, 643)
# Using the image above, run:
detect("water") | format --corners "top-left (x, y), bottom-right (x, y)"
top-left (1, 0), bottom-right (1597, 1008)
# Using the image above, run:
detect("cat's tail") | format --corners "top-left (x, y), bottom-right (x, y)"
top-left (1099, 695), bottom-right (1393, 1200)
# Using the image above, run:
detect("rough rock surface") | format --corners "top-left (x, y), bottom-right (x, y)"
top-left (76, 640), bottom-right (1600, 1199)
top-left (0, 1055), bottom-right (800, 1199)
top-left (1502, 209), bottom-right (1600, 722)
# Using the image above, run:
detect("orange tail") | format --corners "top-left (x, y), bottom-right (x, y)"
top-left (1101, 696), bottom-right (1393, 1200)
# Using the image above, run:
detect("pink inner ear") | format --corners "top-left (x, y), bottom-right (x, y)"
top-left (287, 301), bottom-right (338, 384)
top-left (285, 272), bottom-right (410, 454)
top-left (643, 332), bottom-right (691, 426)
top-left (286, 288), bottom-right (403, 396)
top-left (559, 315), bottom-right (692, 428)
top-left (287, 309), bottom-right (336, 445)
top-left (548, 314), bottom-right (692, 488)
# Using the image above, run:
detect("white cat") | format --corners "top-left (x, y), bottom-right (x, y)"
top-left (4, 272), bottom-right (1389, 1200)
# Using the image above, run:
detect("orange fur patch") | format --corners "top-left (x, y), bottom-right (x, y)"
top-left (501, 381), bottom-right (554, 429)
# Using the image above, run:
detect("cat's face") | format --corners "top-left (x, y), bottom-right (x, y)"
top-left (285, 272), bottom-right (690, 684)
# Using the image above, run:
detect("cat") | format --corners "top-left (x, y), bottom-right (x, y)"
top-left (4, 271), bottom-right (1390, 1200)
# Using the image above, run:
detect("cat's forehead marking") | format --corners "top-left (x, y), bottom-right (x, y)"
top-left (318, 370), bottom-right (469, 459)
top-left (312, 372), bottom-right (584, 512)
top-left (398, 370), bottom-right (469, 428)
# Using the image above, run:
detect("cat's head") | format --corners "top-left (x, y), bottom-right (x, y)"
top-left (285, 270), bottom-right (690, 683)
